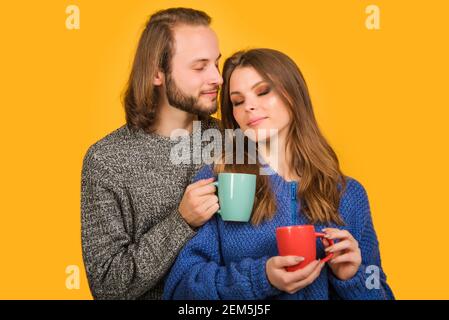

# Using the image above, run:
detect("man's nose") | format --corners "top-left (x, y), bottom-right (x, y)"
top-left (208, 66), bottom-right (223, 86)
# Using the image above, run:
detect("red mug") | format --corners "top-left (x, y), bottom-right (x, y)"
top-left (276, 225), bottom-right (334, 271)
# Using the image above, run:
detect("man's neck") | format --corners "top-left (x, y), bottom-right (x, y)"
top-left (154, 103), bottom-right (199, 138)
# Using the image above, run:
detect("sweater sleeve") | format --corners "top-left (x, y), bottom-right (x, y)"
top-left (328, 179), bottom-right (395, 300)
top-left (162, 166), bottom-right (280, 300)
top-left (81, 147), bottom-right (196, 300)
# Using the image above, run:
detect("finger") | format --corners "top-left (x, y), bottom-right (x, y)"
top-left (273, 256), bottom-right (305, 269)
top-left (322, 228), bottom-right (343, 238)
top-left (329, 252), bottom-right (358, 265)
top-left (291, 261), bottom-right (325, 291)
top-left (288, 260), bottom-right (321, 283)
top-left (197, 195), bottom-right (219, 213)
top-left (186, 177), bottom-right (215, 191)
top-left (325, 240), bottom-right (355, 254)
top-left (322, 228), bottom-right (341, 236)
top-left (322, 228), bottom-right (353, 241)
top-left (191, 183), bottom-right (217, 197)
top-left (322, 228), bottom-right (339, 234)
top-left (204, 202), bottom-right (220, 218)
top-left (322, 238), bottom-right (331, 248)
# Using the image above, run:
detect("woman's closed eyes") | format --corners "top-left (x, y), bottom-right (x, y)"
top-left (231, 86), bottom-right (272, 107)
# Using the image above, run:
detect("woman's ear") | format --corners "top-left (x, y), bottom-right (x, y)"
top-left (153, 71), bottom-right (164, 86)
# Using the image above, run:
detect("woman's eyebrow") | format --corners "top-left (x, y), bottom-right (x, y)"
top-left (230, 80), bottom-right (266, 96)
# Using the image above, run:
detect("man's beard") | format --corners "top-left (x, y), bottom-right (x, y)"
top-left (165, 73), bottom-right (218, 117)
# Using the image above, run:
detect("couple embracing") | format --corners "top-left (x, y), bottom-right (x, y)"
top-left (81, 7), bottom-right (394, 300)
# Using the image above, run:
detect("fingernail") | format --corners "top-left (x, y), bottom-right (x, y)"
top-left (295, 256), bottom-right (304, 262)
top-left (325, 247), bottom-right (333, 253)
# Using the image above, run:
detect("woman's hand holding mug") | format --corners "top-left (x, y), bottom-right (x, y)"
top-left (322, 228), bottom-right (362, 281)
top-left (266, 256), bottom-right (324, 294)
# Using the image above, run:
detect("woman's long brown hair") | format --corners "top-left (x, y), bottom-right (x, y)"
top-left (216, 49), bottom-right (346, 226)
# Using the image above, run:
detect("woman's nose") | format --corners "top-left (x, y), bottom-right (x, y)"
top-left (244, 101), bottom-right (256, 112)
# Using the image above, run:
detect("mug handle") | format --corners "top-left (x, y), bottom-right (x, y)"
top-left (315, 232), bottom-right (334, 263)
top-left (211, 181), bottom-right (221, 215)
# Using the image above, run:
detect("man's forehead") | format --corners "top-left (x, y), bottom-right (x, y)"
top-left (172, 25), bottom-right (220, 61)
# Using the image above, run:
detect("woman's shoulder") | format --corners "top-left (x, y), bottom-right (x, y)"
top-left (342, 176), bottom-right (368, 199)
top-left (338, 176), bottom-right (370, 219)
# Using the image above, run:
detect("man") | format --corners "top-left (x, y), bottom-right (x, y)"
top-left (81, 8), bottom-right (222, 299)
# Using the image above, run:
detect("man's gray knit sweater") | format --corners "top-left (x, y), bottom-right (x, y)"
top-left (81, 117), bottom-right (221, 300)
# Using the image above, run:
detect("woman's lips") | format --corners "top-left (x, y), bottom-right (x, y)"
top-left (247, 117), bottom-right (268, 127)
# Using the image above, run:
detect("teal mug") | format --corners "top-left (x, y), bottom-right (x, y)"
top-left (212, 173), bottom-right (257, 222)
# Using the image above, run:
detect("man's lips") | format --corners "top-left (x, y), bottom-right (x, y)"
top-left (201, 90), bottom-right (218, 97)
top-left (247, 117), bottom-right (268, 126)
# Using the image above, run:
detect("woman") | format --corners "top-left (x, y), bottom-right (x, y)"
top-left (163, 48), bottom-right (394, 300)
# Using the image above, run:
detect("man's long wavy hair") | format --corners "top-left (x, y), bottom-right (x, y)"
top-left (123, 8), bottom-right (211, 133)
top-left (215, 49), bottom-right (346, 226)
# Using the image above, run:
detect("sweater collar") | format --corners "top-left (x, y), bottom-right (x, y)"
top-left (127, 118), bottom-right (209, 145)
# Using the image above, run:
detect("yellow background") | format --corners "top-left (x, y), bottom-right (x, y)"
top-left (0, 0), bottom-right (448, 299)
